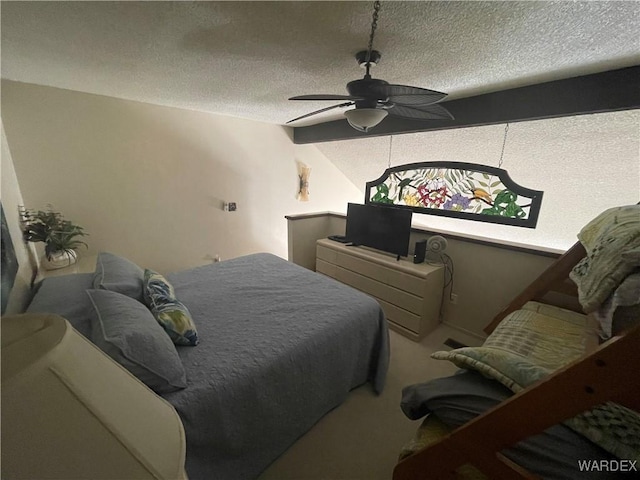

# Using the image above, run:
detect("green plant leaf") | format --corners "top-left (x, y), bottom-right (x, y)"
top-left (494, 190), bottom-right (517, 205)
top-left (376, 184), bottom-right (389, 195)
top-left (482, 207), bottom-right (500, 216)
top-left (22, 206), bottom-right (88, 253)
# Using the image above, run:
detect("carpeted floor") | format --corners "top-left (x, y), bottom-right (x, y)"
top-left (258, 325), bottom-right (483, 480)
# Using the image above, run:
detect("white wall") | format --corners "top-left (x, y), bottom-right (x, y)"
top-left (1, 80), bottom-right (363, 274)
top-left (1, 119), bottom-right (38, 313)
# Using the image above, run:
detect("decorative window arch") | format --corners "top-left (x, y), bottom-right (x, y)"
top-left (365, 161), bottom-right (543, 228)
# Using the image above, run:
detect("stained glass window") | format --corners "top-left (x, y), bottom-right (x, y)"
top-left (365, 162), bottom-right (543, 228)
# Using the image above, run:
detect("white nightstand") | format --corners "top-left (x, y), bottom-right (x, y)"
top-left (36, 254), bottom-right (98, 282)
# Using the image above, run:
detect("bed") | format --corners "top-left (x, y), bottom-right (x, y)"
top-left (24, 251), bottom-right (389, 480)
top-left (393, 205), bottom-right (640, 480)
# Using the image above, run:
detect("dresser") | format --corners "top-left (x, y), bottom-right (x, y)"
top-left (316, 238), bottom-right (444, 341)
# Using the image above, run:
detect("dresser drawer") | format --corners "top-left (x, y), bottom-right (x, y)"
top-left (333, 251), bottom-right (426, 297)
top-left (334, 266), bottom-right (423, 315)
top-left (316, 258), bottom-right (337, 278)
top-left (319, 259), bottom-right (419, 331)
top-left (316, 245), bottom-right (338, 265)
top-left (377, 299), bottom-right (421, 333)
top-left (315, 238), bottom-right (444, 342)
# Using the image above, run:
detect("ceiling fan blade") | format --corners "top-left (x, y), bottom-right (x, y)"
top-left (286, 102), bottom-right (354, 124)
top-left (373, 84), bottom-right (448, 105)
top-left (386, 103), bottom-right (454, 121)
top-left (289, 94), bottom-right (362, 101)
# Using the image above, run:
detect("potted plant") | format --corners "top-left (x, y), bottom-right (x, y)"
top-left (20, 205), bottom-right (88, 270)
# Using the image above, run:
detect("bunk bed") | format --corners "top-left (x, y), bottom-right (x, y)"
top-left (394, 205), bottom-right (640, 480)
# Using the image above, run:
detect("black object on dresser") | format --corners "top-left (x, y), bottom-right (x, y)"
top-left (413, 240), bottom-right (427, 264)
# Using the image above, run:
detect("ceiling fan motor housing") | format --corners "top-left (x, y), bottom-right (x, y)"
top-left (347, 78), bottom-right (389, 103)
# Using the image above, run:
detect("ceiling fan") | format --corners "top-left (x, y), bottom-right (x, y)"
top-left (287, 1), bottom-right (453, 132)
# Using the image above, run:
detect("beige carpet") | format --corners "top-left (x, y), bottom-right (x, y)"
top-left (258, 325), bottom-right (483, 480)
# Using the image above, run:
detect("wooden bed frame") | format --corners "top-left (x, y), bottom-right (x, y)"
top-left (393, 241), bottom-right (640, 480)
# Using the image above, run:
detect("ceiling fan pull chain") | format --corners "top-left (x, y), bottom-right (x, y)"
top-left (365, 1), bottom-right (382, 75)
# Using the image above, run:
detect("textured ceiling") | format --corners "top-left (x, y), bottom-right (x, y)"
top-left (2, 1), bottom-right (639, 128)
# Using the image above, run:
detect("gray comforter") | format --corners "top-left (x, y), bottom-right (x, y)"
top-left (163, 253), bottom-right (389, 480)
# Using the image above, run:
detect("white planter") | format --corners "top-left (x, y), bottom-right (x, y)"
top-left (42, 250), bottom-right (78, 271)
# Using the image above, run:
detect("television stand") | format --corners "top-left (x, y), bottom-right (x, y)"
top-left (315, 238), bottom-right (444, 341)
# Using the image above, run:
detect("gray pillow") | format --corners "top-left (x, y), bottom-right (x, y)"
top-left (87, 289), bottom-right (187, 393)
top-left (26, 273), bottom-right (95, 337)
top-left (93, 252), bottom-right (145, 303)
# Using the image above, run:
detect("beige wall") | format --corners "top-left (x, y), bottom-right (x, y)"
top-left (287, 213), bottom-right (559, 338)
top-left (287, 214), bottom-right (333, 271)
top-left (1, 120), bottom-right (38, 313)
top-left (1, 80), bottom-right (363, 274)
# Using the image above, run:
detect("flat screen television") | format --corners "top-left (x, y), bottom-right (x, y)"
top-left (345, 203), bottom-right (413, 258)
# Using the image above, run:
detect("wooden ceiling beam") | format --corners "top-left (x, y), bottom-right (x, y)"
top-left (291, 65), bottom-right (640, 144)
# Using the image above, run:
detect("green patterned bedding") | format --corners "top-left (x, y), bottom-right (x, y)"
top-left (432, 301), bottom-right (640, 463)
top-left (432, 302), bottom-right (599, 390)
top-left (569, 204), bottom-right (640, 313)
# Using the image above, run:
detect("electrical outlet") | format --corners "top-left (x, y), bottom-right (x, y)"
top-left (450, 293), bottom-right (459, 304)
top-left (228, 202), bottom-right (237, 212)
top-left (214, 254), bottom-right (221, 263)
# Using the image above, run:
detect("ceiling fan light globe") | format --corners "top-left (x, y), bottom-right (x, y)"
top-left (344, 108), bottom-right (388, 132)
